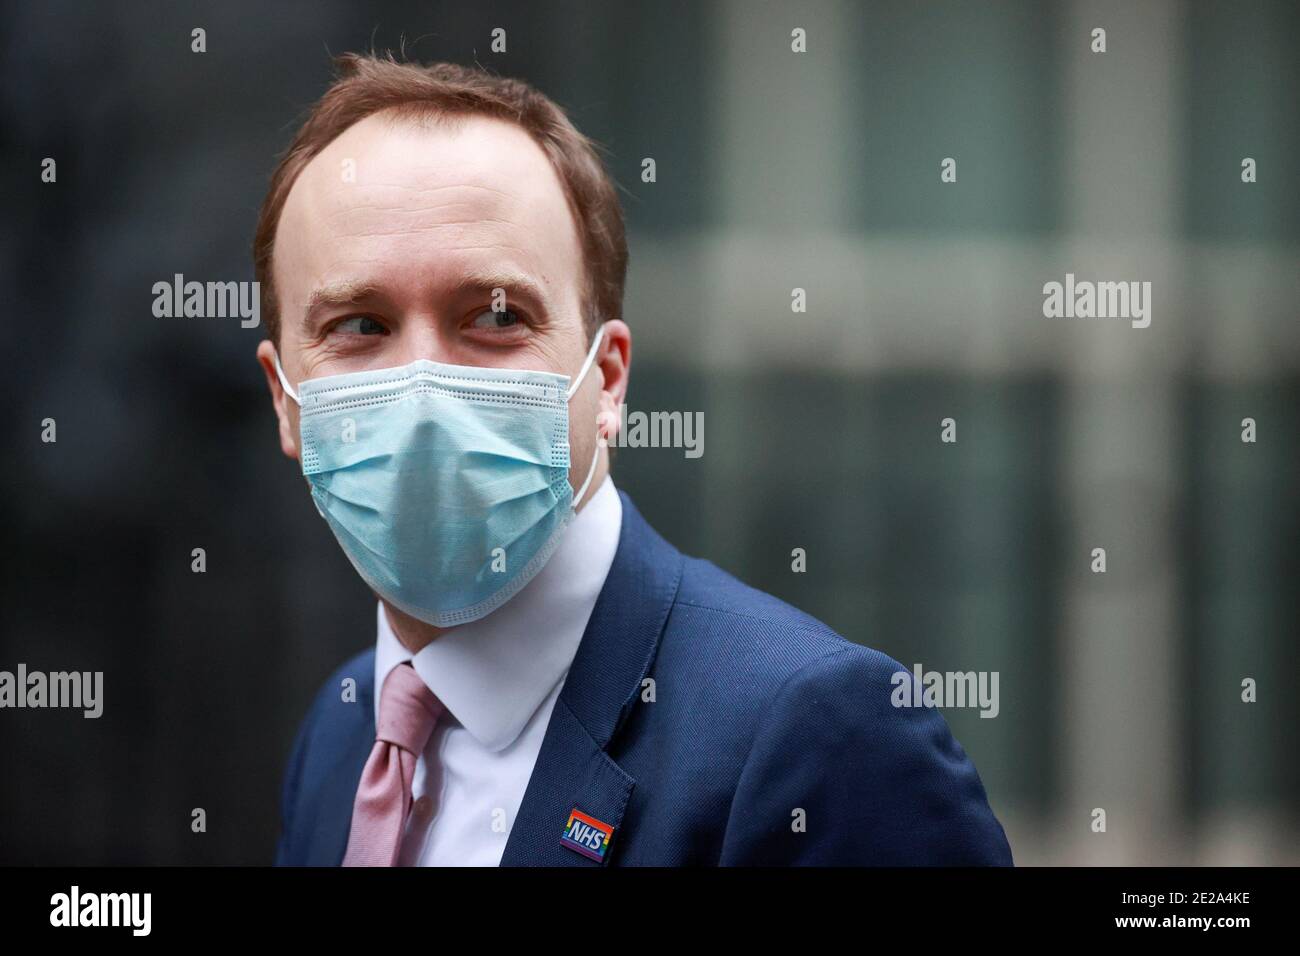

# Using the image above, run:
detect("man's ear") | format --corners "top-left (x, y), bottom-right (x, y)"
top-left (594, 320), bottom-right (631, 442)
top-left (255, 339), bottom-right (300, 462)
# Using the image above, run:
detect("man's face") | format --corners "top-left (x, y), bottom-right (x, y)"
top-left (256, 109), bottom-right (626, 502)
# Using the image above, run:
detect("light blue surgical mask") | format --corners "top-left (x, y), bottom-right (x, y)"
top-left (272, 326), bottom-right (606, 627)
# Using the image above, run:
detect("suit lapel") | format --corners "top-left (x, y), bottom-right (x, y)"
top-left (304, 663), bottom-right (377, 866)
top-left (497, 696), bottom-right (635, 866)
top-left (500, 491), bottom-right (683, 865)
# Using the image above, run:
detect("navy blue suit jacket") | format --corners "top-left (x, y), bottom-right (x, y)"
top-left (275, 490), bottom-right (1014, 866)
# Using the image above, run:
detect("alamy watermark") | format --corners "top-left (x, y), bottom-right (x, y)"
top-left (608, 404), bottom-right (703, 459)
top-left (152, 273), bottom-right (260, 328)
top-left (891, 663), bottom-right (999, 719)
top-left (0, 664), bottom-right (103, 718)
top-left (50, 886), bottom-right (150, 936)
top-left (1042, 272), bottom-right (1151, 329)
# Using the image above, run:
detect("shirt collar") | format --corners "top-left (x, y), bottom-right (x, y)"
top-left (373, 475), bottom-right (622, 752)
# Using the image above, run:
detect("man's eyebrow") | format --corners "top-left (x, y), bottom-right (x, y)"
top-left (450, 268), bottom-right (549, 306)
top-left (302, 280), bottom-right (381, 327)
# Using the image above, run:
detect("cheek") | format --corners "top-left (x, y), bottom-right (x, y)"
top-left (285, 403), bottom-right (303, 452)
top-left (566, 397), bottom-right (599, 466)
top-left (568, 389), bottom-right (601, 438)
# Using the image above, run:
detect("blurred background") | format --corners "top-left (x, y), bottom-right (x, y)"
top-left (1, 0), bottom-right (1296, 865)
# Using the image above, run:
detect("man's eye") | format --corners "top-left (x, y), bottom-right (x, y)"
top-left (333, 316), bottom-right (387, 335)
top-left (471, 308), bottom-right (523, 330)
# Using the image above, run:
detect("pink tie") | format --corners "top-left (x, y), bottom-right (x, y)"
top-left (341, 662), bottom-right (444, 866)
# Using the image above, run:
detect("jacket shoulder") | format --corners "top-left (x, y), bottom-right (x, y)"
top-left (669, 554), bottom-right (862, 684)
top-left (658, 555), bottom-right (1012, 865)
top-left (307, 647), bottom-right (375, 723)
top-left (717, 639), bottom-right (1014, 865)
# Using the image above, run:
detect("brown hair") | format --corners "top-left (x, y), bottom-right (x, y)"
top-left (253, 52), bottom-right (627, 344)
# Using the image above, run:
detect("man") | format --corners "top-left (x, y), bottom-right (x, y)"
top-left (257, 53), bottom-right (1013, 866)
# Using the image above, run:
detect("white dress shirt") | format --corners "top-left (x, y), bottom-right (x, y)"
top-left (372, 475), bottom-right (622, 866)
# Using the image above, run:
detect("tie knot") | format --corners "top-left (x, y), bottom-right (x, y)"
top-left (376, 662), bottom-right (444, 755)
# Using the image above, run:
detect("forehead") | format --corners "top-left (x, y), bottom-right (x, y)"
top-left (273, 109), bottom-right (583, 314)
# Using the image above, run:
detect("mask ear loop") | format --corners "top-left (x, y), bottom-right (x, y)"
top-left (272, 351), bottom-right (301, 405)
top-left (573, 429), bottom-right (606, 508)
top-left (566, 323), bottom-right (607, 401)
top-left (568, 324), bottom-right (609, 507)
